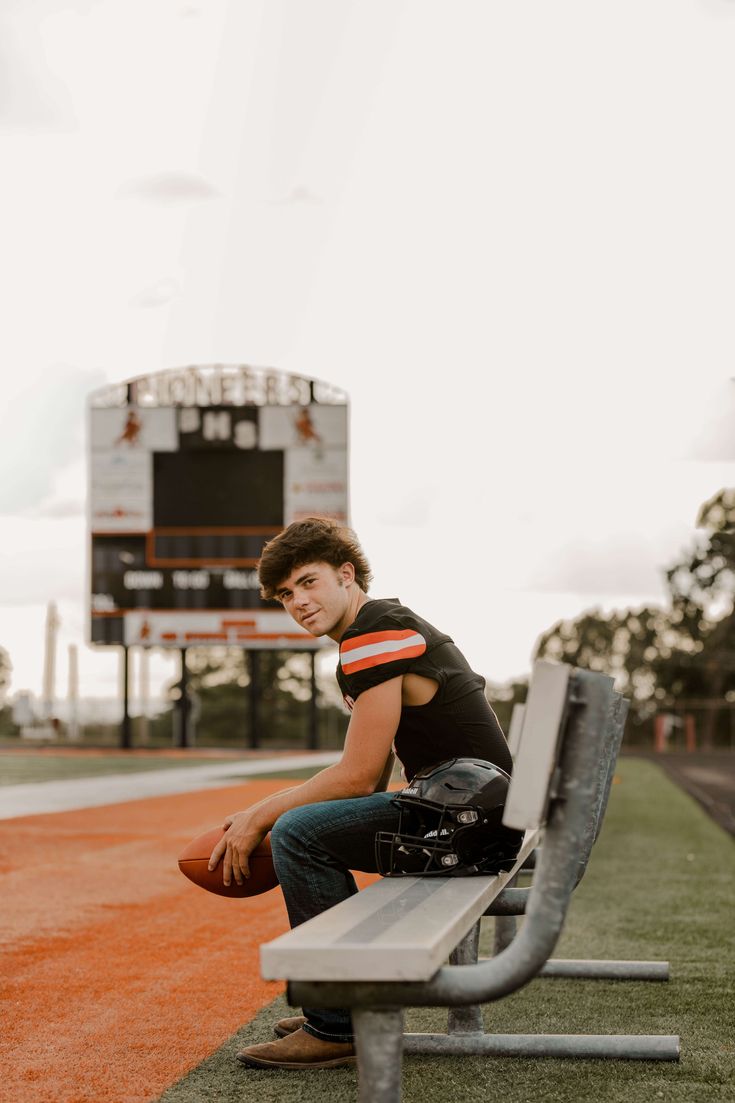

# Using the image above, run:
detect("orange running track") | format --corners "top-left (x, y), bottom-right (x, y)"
top-left (0, 779), bottom-right (378, 1103)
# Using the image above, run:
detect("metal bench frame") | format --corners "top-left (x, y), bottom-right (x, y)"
top-left (282, 667), bottom-right (680, 1100)
top-left (489, 692), bottom-right (669, 980)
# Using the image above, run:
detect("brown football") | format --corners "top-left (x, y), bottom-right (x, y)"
top-left (178, 826), bottom-right (279, 898)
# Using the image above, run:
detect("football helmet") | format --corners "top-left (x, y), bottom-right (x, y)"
top-left (375, 757), bottom-right (523, 876)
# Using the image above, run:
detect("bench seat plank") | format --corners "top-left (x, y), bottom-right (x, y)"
top-left (260, 829), bottom-right (539, 982)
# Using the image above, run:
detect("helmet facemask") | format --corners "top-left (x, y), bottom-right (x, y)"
top-left (375, 757), bottom-right (524, 877)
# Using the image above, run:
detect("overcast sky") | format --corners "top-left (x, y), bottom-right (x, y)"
top-left (2, 0), bottom-right (735, 712)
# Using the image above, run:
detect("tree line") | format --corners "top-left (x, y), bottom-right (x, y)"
top-left (487, 487), bottom-right (735, 749)
top-left (2, 487), bottom-right (735, 748)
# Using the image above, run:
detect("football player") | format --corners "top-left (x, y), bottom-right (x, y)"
top-left (209, 517), bottom-right (516, 1070)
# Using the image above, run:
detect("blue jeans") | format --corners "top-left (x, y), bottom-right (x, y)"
top-left (269, 791), bottom-right (401, 1042)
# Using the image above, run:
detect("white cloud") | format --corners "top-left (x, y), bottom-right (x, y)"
top-left (267, 186), bottom-right (324, 206)
top-left (0, 517), bottom-right (86, 607)
top-left (0, 3), bottom-right (79, 133)
top-left (3, 0), bottom-right (735, 703)
top-left (522, 534), bottom-right (670, 597)
top-left (116, 171), bottom-right (221, 205)
top-left (129, 277), bottom-right (181, 309)
top-left (681, 382), bottom-right (735, 463)
top-left (30, 455), bottom-right (86, 519)
top-left (0, 366), bottom-right (104, 513)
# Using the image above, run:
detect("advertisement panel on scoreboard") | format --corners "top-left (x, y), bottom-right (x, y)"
top-left (90, 450), bottom-right (152, 531)
top-left (88, 376), bottom-right (348, 649)
top-left (123, 610), bottom-right (321, 649)
top-left (259, 404), bottom-right (348, 449)
top-left (89, 407), bottom-right (178, 451)
top-left (285, 447), bottom-right (348, 524)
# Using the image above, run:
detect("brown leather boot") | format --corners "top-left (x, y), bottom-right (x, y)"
top-left (274, 1015), bottom-right (307, 1038)
top-left (237, 1027), bottom-right (356, 1070)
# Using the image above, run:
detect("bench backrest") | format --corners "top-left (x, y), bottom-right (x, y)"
top-left (507, 703), bottom-right (525, 758)
top-left (503, 661), bottom-right (572, 832)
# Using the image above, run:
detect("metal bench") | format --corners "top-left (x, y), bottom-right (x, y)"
top-left (491, 690), bottom-right (669, 981)
top-left (260, 661), bottom-right (680, 1102)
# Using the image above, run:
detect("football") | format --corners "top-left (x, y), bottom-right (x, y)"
top-left (178, 826), bottom-right (279, 898)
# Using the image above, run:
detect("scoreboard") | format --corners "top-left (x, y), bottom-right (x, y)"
top-left (88, 367), bottom-right (349, 650)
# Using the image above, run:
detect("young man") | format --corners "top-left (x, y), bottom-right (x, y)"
top-left (210, 517), bottom-right (515, 1070)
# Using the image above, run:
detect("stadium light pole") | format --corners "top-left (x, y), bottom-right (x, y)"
top-left (67, 644), bottom-right (80, 742)
top-left (42, 601), bottom-right (60, 724)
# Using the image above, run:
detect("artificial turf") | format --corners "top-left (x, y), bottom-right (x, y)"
top-left (156, 758), bottom-right (735, 1103)
top-left (0, 752), bottom-right (240, 786)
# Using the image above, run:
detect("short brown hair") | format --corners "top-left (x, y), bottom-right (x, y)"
top-left (258, 518), bottom-right (373, 600)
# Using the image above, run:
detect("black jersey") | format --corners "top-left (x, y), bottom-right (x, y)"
top-left (336, 598), bottom-right (513, 783)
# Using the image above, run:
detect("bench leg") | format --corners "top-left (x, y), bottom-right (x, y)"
top-left (477, 951), bottom-right (669, 980)
top-left (494, 871), bottom-right (519, 953)
top-left (403, 1032), bottom-right (680, 1061)
top-left (447, 922), bottom-right (483, 1034)
top-left (539, 958), bottom-right (669, 980)
top-left (353, 1007), bottom-right (404, 1103)
top-left (494, 914), bottom-right (517, 953)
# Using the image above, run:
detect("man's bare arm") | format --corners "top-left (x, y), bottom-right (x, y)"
top-left (209, 676), bottom-right (402, 885)
top-left (374, 750), bottom-right (397, 793)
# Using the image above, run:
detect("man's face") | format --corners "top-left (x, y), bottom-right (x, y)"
top-left (275, 561), bottom-right (352, 638)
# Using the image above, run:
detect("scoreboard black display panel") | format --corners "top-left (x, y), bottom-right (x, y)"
top-left (153, 450), bottom-right (283, 528)
top-left (88, 398), bottom-right (348, 648)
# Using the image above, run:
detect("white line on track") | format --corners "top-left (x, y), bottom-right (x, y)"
top-left (0, 752), bottom-right (341, 820)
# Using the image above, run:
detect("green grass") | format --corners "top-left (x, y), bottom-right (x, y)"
top-left (156, 759), bottom-right (735, 1103)
top-left (0, 753), bottom-right (240, 786)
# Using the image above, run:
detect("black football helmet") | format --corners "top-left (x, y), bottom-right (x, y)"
top-left (375, 757), bottom-right (524, 876)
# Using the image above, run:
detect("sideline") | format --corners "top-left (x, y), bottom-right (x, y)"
top-left (0, 751), bottom-right (340, 820)
top-left (627, 751), bottom-right (735, 836)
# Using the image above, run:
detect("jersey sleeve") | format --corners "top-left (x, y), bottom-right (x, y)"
top-left (338, 615), bottom-right (428, 699)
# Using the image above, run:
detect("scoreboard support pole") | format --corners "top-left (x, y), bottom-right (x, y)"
top-left (309, 652), bottom-right (319, 750)
top-left (248, 650), bottom-right (261, 749)
top-left (120, 645), bottom-right (132, 750)
top-left (178, 648), bottom-right (191, 748)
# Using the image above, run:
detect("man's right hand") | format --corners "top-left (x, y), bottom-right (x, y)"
top-left (208, 811), bottom-right (268, 887)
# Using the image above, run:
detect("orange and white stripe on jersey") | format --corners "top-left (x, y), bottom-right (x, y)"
top-left (340, 628), bottom-right (427, 676)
